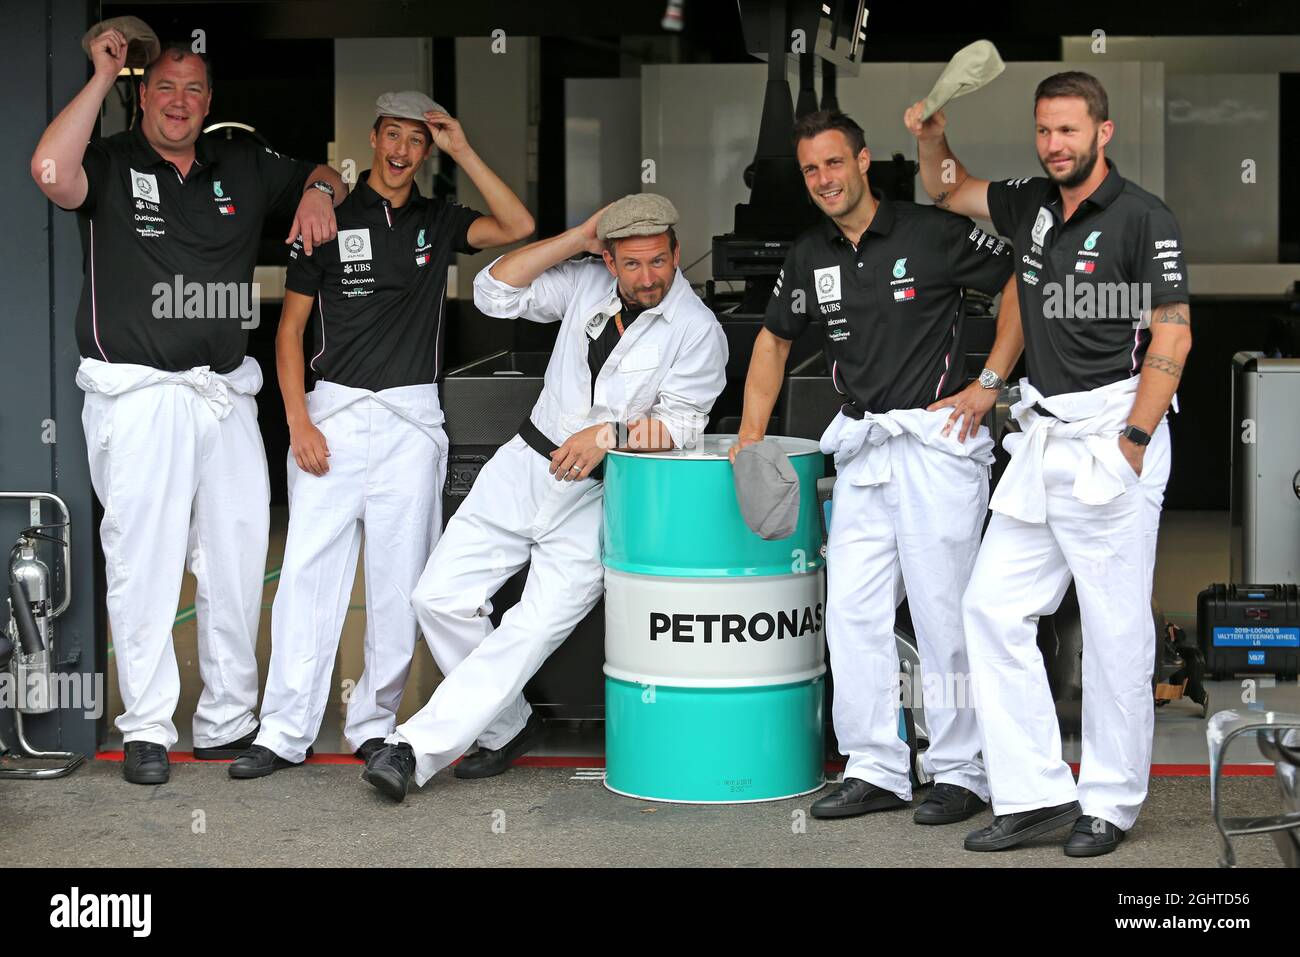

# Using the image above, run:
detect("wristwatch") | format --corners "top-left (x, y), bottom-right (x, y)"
top-left (1122, 424), bottom-right (1151, 447)
top-left (307, 180), bottom-right (335, 199)
top-left (977, 368), bottom-right (1004, 390)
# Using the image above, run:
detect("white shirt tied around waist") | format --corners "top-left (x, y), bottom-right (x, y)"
top-left (991, 375), bottom-right (1163, 524)
top-left (76, 356), bottom-right (262, 420)
top-left (473, 257), bottom-right (727, 449)
top-left (819, 406), bottom-right (995, 488)
top-left (306, 380), bottom-right (445, 439)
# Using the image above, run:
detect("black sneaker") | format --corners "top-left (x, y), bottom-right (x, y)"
top-left (453, 712), bottom-right (545, 779)
top-left (1063, 815), bottom-right (1127, 857)
top-left (354, 737), bottom-right (386, 764)
top-left (913, 783), bottom-right (989, 825)
top-left (228, 744), bottom-right (307, 780)
top-left (964, 801), bottom-right (1081, 852)
top-left (192, 725), bottom-right (259, 760)
top-left (362, 743), bottom-right (416, 803)
top-left (809, 777), bottom-right (909, 819)
top-left (123, 741), bottom-right (169, 785)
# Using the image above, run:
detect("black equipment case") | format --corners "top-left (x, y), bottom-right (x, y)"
top-left (1197, 584), bottom-right (1300, 680)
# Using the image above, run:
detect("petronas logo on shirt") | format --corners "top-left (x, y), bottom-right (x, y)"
top-left (1083, 230), bottom-right (1101, 250)
top-left (213, 181), bottom-right (224, 198)
top-left (416, 228), bottom-right (427, 247)
top-left (892, 258), bottom-right (907, 279)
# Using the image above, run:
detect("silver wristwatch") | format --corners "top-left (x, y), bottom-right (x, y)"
top-left (978, 368), bottom-right (1004, 390)
top-left (308, 180), bottom-right (335, 199)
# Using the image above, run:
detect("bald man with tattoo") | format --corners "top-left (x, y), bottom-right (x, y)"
top-left (905, 70), bottom-right (1192, 857)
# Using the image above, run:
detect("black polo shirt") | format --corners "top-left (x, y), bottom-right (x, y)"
top-left (987, 159), bottom-right (1189, 397)
top-left (766, 193), bottom-right (1014, 411)
top-left (284, 171), bottom-right (482, 391)
top-left (69, 124), bottom-right (316, 373)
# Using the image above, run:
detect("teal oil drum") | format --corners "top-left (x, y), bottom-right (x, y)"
top-left (603, 434), bottom-right (827, 803)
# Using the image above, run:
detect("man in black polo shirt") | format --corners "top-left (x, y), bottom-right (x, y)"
top-left (228, 92), bottom-right (533, 778)
top-left (732, 111), bottom-right (1019, 825)
top-left (906, 70), bottom-right (1192, 856)
top-left (30, 32), bottom-right (346, 785)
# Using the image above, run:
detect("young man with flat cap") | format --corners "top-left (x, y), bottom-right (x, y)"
top-left (228, 93), bottom-right (534, 778)
top-left (733, 110), bottom-right (1019, 826)
top-left (30, 31), bottom-right (346, 784)
top-left (906, 70), bottom-right (1192, 856)
top-left (362, 194), bottom-right (728, 801)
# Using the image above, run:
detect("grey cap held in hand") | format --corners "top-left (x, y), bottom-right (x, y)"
top-left (82, 16), bottom-right (161, 69)
top-left (375, 91), bottom-right (448, 122)
top-left (732, 439), bottom-right (801, 541)
top-left (921, 40), bottom-right (1005, 120)
top-left (596, 193), bottom-right (680, 241)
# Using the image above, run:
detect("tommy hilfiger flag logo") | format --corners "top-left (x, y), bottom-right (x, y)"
top-left (415, 253), bottom-right (430, 266)
top-left (1074, 260), bottom-right (1095, 273)
top-left (218, 203), bottom-right (236, 215)
top-left (893, 288), bottom-right (915, 301)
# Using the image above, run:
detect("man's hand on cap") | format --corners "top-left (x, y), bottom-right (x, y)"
top-left (423, 110), bottom-right (469, 156)
top-left (903, 101), bottom-right (946, 142)
top-left (577, 204), bottom-right (614, 254)
top-left (90, 29), bottom-right (129, 80)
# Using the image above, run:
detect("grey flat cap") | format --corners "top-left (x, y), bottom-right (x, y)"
top-left (597, 193), bottom-right (679, 241)
top-left (375, 91), bottom-right (448, 122)
top-left (82, 16), bottom-right (161, 69)
top-left (921, 40), bottom-right (1005, 120)
top-left (733, 439), bottom-right (801, 541)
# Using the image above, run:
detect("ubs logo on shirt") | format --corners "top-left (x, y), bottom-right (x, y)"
top-left (338, 228), bottom-right (373, 263)
top-left (130, 169), bottom-right (159, 205)
top-left (814, 265), bottom-right (841, 304)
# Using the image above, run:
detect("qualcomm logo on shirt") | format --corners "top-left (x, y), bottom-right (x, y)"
top-left (892, 257), bottom-right (908, 279)
top-left (1083, 230), bottom-right (1101, 250)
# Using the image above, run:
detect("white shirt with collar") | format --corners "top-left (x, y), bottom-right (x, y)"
top-left (473, 257), bottom-right (728, 449)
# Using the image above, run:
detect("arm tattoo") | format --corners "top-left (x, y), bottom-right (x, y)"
top-left (1154, 305), bottom-right (1189, 326)
top-left (1143, 352), bottom-right (1184, 379)
top-left (933, 190), bottom-right (951, 209)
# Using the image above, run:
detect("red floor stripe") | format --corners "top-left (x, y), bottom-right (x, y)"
top-left (93, 752), bottom-right (1276, 776)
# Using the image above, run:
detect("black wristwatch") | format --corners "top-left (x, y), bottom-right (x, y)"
top-left (307, 180), bottom-right (335, 199)
top-left (1122, 424), bottom-right (1151, 447)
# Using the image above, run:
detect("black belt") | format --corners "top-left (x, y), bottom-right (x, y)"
top-left (1031, 403), bottom-right (1057, 419)
top-left (518, 417), bottom-right (604, 481)
top-left (840, 402), bottom-right (864, 420)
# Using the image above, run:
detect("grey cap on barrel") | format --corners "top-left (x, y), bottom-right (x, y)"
top-left (732, 439), bottom-right (800, 541)
top-left (596, 193), bottom-right (679, 241)
top-left (375, 91), bottom-right (447, 122)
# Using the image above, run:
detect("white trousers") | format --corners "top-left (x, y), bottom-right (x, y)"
top-left (256, 385), bottom-right (448, 762)
top-left (963, 424), bottom-right (1170, 831)
top-left (80, 360), bottom-right (269, 750)
top-left (390, 436), bottom-right (605, 786)
top-left (827, 434), bottom-right (990, 801)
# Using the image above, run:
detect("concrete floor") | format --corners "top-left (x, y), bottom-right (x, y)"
top-left (1, 761), bottom-right (1288, 868)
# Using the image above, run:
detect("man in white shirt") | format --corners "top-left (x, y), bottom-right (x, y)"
top-left (362, 194), bottom-right (728, 801)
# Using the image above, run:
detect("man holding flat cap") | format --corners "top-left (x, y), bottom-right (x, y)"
top-left (31, 27), bottom-right (347, 784)
top-left (362, 193), bottom-right (727, 801)
top-left (230, 92), bottom-right (534, 778)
